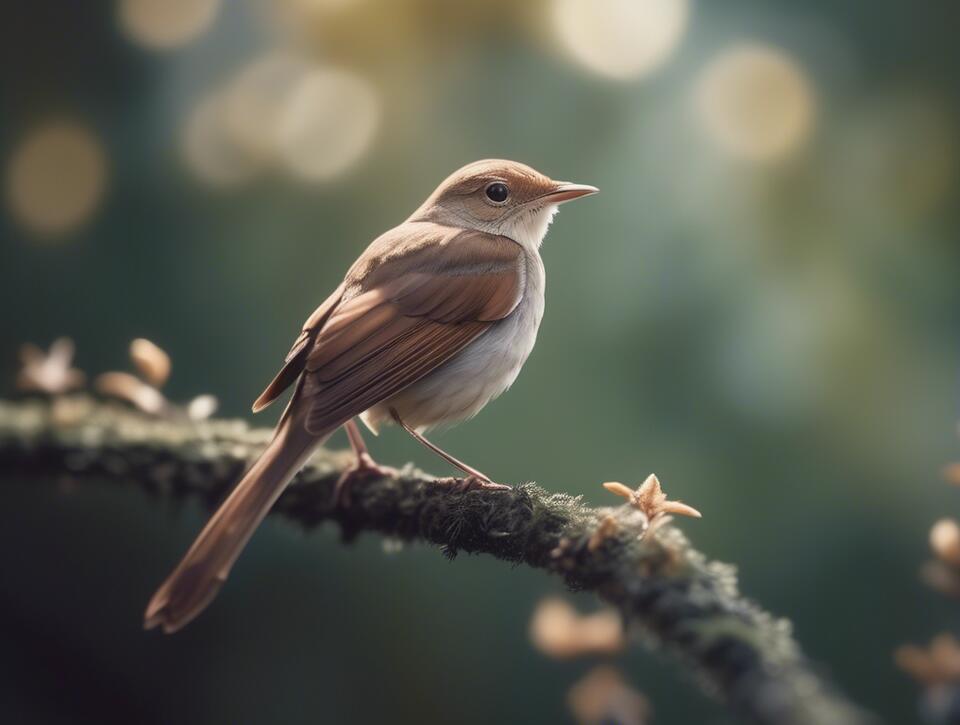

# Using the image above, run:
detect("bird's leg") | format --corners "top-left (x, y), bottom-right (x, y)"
top-left (389, 408), bottom-right (510, 492)
top-left (333, 419), bottom-right (399, 505)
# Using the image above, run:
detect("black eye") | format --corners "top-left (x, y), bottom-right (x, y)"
top-left (485, 182), bottom-right (509, 203)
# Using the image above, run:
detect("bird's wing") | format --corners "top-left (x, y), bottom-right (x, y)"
top-left (299, 225), bottom-right (525, 434)
top-left (251, 224), bottom-right (525, 432)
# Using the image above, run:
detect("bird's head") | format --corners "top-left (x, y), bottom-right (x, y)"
top-left (409, 159), bottom-right (597, 249)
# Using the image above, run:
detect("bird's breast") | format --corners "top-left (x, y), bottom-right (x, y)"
top-left (361, 252), bottom-right (545, 433)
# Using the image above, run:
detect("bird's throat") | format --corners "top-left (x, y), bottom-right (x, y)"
top-left (505, 204), bottom-right (559, 250)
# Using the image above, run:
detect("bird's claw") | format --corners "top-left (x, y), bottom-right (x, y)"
top-left (333, 453), bottom-right (399, 507)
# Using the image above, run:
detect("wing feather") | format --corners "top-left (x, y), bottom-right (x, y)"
top-left (303, 319), bottom-right (486, 433)
top-left (252, 224), bottom-right (525, 433)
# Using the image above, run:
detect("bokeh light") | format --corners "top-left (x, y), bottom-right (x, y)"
top-left (284, 0), bottom-right (361, 15)
top-left (223, 52), bottom-right (311, 163)
top-left (551, 0), bottom-right (689, 81)
top-left (694, 43), bottom-right (816, 162)
top-left (5, 121), bottom-right (108, 239)
top-left (118, 0), bottom-right (221, 50)
top-left (182, 92), bottom-right (260, 186)
top-left (182, 59), bottom-right (380, 185)
top-left (276, 67), bottom-right (380, 181)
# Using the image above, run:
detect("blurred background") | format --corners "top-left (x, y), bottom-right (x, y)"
top-left (1, 1), bottom-right (958, 722)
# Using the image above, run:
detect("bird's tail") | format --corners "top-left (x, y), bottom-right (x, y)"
top-left (144, 412), bottom-right (327, 633)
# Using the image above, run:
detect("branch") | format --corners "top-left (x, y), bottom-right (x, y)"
top-left (0, 397), bottom-right (874, 725)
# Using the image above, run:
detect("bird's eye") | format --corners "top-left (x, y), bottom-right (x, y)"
top-left (485, 182), bottom-right (509, 203)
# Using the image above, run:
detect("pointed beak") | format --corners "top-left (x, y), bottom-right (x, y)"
top-left (542, 182), bottom-right (599, 204)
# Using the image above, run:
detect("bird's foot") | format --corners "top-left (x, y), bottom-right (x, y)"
top-left (435, 475), bottom-right (511, 493)
top-left (333, 452), bottom-right (399, 507)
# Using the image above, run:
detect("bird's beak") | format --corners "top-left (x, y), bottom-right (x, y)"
top-left (542, 182), bottom-right (599, 204)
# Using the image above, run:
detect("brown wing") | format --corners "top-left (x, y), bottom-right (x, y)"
top-left (298, 225), bottom-right (525, 434)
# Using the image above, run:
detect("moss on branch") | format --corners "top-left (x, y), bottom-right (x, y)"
top-left (0, 397), bottom-right (874, 725)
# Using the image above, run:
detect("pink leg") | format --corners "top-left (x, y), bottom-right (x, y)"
top-left (389, 408), bottom-right (510, 492)
top-left (333, 419), bottom-right (399, 505)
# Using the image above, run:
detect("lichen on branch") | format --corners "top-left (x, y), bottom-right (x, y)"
top-left (0, 396), bottom-right (874, 725)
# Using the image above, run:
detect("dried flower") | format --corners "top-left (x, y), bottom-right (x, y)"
top-left (931, 519), bottom-right (960, 568)
top-left (604, 474), bottom-right (701, 539)
top-left (530, 597), bottom-right (625, 660)
top-left (186, 394), bottom-right (219, 421)
top-left (588, 515), bottom-right (619, 552)
top-left (130, 338), bottom-right (171, 387)
top-left (97, 338), bottom-right (217, 421)
top-left (16, 338), bottom-right (85, 394)
top-left (567, 666), bottom-right (650, 725)
top-left (896, 634), bottom-right (960, 685)
top-left (95, 372), bottom-right (168, 415)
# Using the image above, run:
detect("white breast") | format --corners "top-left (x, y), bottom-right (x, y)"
top-left (361, 250), bottom-right (546, 433)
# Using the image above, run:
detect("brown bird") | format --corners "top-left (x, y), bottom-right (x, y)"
top-left (144, 159), bottom-right (597, 633)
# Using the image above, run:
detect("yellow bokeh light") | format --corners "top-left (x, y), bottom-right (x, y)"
top-left (182, 92), bottom-right (260, 186)
top-left (118, 0), bottom-right (221, 50)
top-left (6, 121), bottom-right (108, 238)
top-left (286, 0), bottom-right (360, 14)
top-left (551, 0), bottom-right (689, 81)
top-left (277, 68), bottom-right (380, 181)
top-left (694, 43), bottom-right (816, 163)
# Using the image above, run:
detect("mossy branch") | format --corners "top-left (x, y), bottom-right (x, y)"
top-left (0, 397), bottom-right (874, 725)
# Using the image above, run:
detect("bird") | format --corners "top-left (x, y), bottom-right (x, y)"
top-left (144, 159), bottom-right (597, 633)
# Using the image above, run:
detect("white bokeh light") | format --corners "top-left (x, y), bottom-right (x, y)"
top-left (181, 58), bottom-right (380, 186)
top-left (694, 43), bottom-right (816, 163)
top-left (223, 53), bottom-right (311, 163)
top-left (551, 0), bottom-right (689, 81)
top-left (276, 68), bottom-right (380, 181)
top-left (182, 92), bottom-right (260, 186)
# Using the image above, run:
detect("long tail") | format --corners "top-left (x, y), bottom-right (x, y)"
top-left (144, 412), bottom-right (328, 633)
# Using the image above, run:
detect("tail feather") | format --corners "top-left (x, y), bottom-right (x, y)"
top-left (144, 413), bottom-right (328, 633)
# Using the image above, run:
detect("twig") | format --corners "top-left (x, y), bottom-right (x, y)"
top-left (0, 396), bottom-right (875, 725)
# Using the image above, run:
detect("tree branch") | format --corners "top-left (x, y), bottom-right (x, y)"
top-left (0, 397), bottom-right (874, 725)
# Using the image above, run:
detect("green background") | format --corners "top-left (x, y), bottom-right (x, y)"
top-left (2, 1), bottom-right (959, 723)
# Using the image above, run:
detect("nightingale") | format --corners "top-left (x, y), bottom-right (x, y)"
top-left (144, 159), bottom-right (597, 633)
